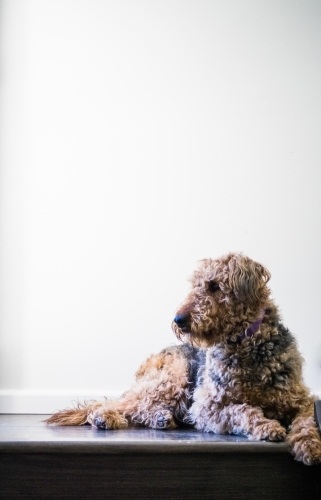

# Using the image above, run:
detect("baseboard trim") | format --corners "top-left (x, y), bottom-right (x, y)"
top-left (1, 389), bottom-right (320, 414)
top-left (0, 390), bottom-right (123, 414)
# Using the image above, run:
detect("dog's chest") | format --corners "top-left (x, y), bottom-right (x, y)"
top-left (202, 344), bottom-right (285, 403)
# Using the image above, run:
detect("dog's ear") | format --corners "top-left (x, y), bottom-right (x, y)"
top-left (228, 255), bottom-right (270, 306)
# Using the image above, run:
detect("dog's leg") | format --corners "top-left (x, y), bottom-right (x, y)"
top-left (44, 400), bottom-right (129, 429)
top-left (88, 347), bottom-right (191, 430)
top-left (86, 395), bottom-right (178, 430)
top-left (45, 388), bottom-right (175, 431)
top-left (46, 346), bottom-right (190, 430)
top-left (190, 397), bottom-right (286, 441)
top-left (287, 404), bottom-right (321, 465)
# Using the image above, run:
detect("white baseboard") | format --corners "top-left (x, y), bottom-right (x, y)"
top-left (0, 390), bottom-right (123, 414)
top-left (1, 389), bottom-right (321, 414)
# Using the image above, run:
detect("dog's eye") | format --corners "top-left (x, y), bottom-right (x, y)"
top-left (208, 281), bottom-right (220, 293)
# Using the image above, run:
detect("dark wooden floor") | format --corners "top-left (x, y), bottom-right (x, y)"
top-left (0, 415), bottom-right (320, 499)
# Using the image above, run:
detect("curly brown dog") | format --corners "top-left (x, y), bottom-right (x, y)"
top-left (46, 253), bottom-right (321, 465)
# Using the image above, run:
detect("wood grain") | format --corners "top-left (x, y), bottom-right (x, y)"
top-left (0, 415), bottom-right (320, 499)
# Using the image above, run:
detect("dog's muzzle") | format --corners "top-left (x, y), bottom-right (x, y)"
top-left (173, 314), bottom-right (189, 332)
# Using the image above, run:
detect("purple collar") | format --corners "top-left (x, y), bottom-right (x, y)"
top-left (236, 310), bottom-right (265, 343)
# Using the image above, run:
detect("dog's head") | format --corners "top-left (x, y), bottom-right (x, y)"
top-left (172, 253), bottom-right (271, 347)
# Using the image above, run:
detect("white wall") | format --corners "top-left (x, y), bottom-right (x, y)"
top-left (1, 0), bottom-right (321, 413)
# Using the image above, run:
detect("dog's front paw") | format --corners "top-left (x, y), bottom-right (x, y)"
top-left (290, 437), bottom-right (321, 465)
top-left (288, 435), bottom-right (321, 465)
top-left (287, 415), bottom-right (321, 464)
top-left (252, 420), bottom-right (286, 442)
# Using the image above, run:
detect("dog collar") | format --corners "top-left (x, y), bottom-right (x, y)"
top-left (236, 310), bottom-right (265, 343)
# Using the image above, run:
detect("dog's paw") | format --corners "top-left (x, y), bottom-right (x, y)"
top-left (88, 410), bottom-right (128, 430)
top-left (93, 416), bottom-right (107, 430)
top-left (151, 409), bottom-right (176, 430)
top-left (287, 415), bottom-right (321, 464)
top-left (289, 437), bottom-right (321, 465)
top-left (252, 420), bottom-right (286, 442)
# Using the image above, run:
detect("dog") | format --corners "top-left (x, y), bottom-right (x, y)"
top-left (46, 253), bottom-right (321, 465)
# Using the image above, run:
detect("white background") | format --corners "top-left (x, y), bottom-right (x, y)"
top-left (1, 0), bottom-right (321, 412)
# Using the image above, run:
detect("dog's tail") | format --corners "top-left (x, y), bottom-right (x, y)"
top-left (44, 402), bottom-right (90, 426)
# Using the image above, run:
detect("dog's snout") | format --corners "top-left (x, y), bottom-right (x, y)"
top-left (173, 314), bottom-right (188, 328)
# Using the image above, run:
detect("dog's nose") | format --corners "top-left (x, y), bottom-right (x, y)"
top-left (173, 314), bottom-right (188, 328)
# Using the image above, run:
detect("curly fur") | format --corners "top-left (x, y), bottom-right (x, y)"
top-left (45, 253), bottom-right (321, 465)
